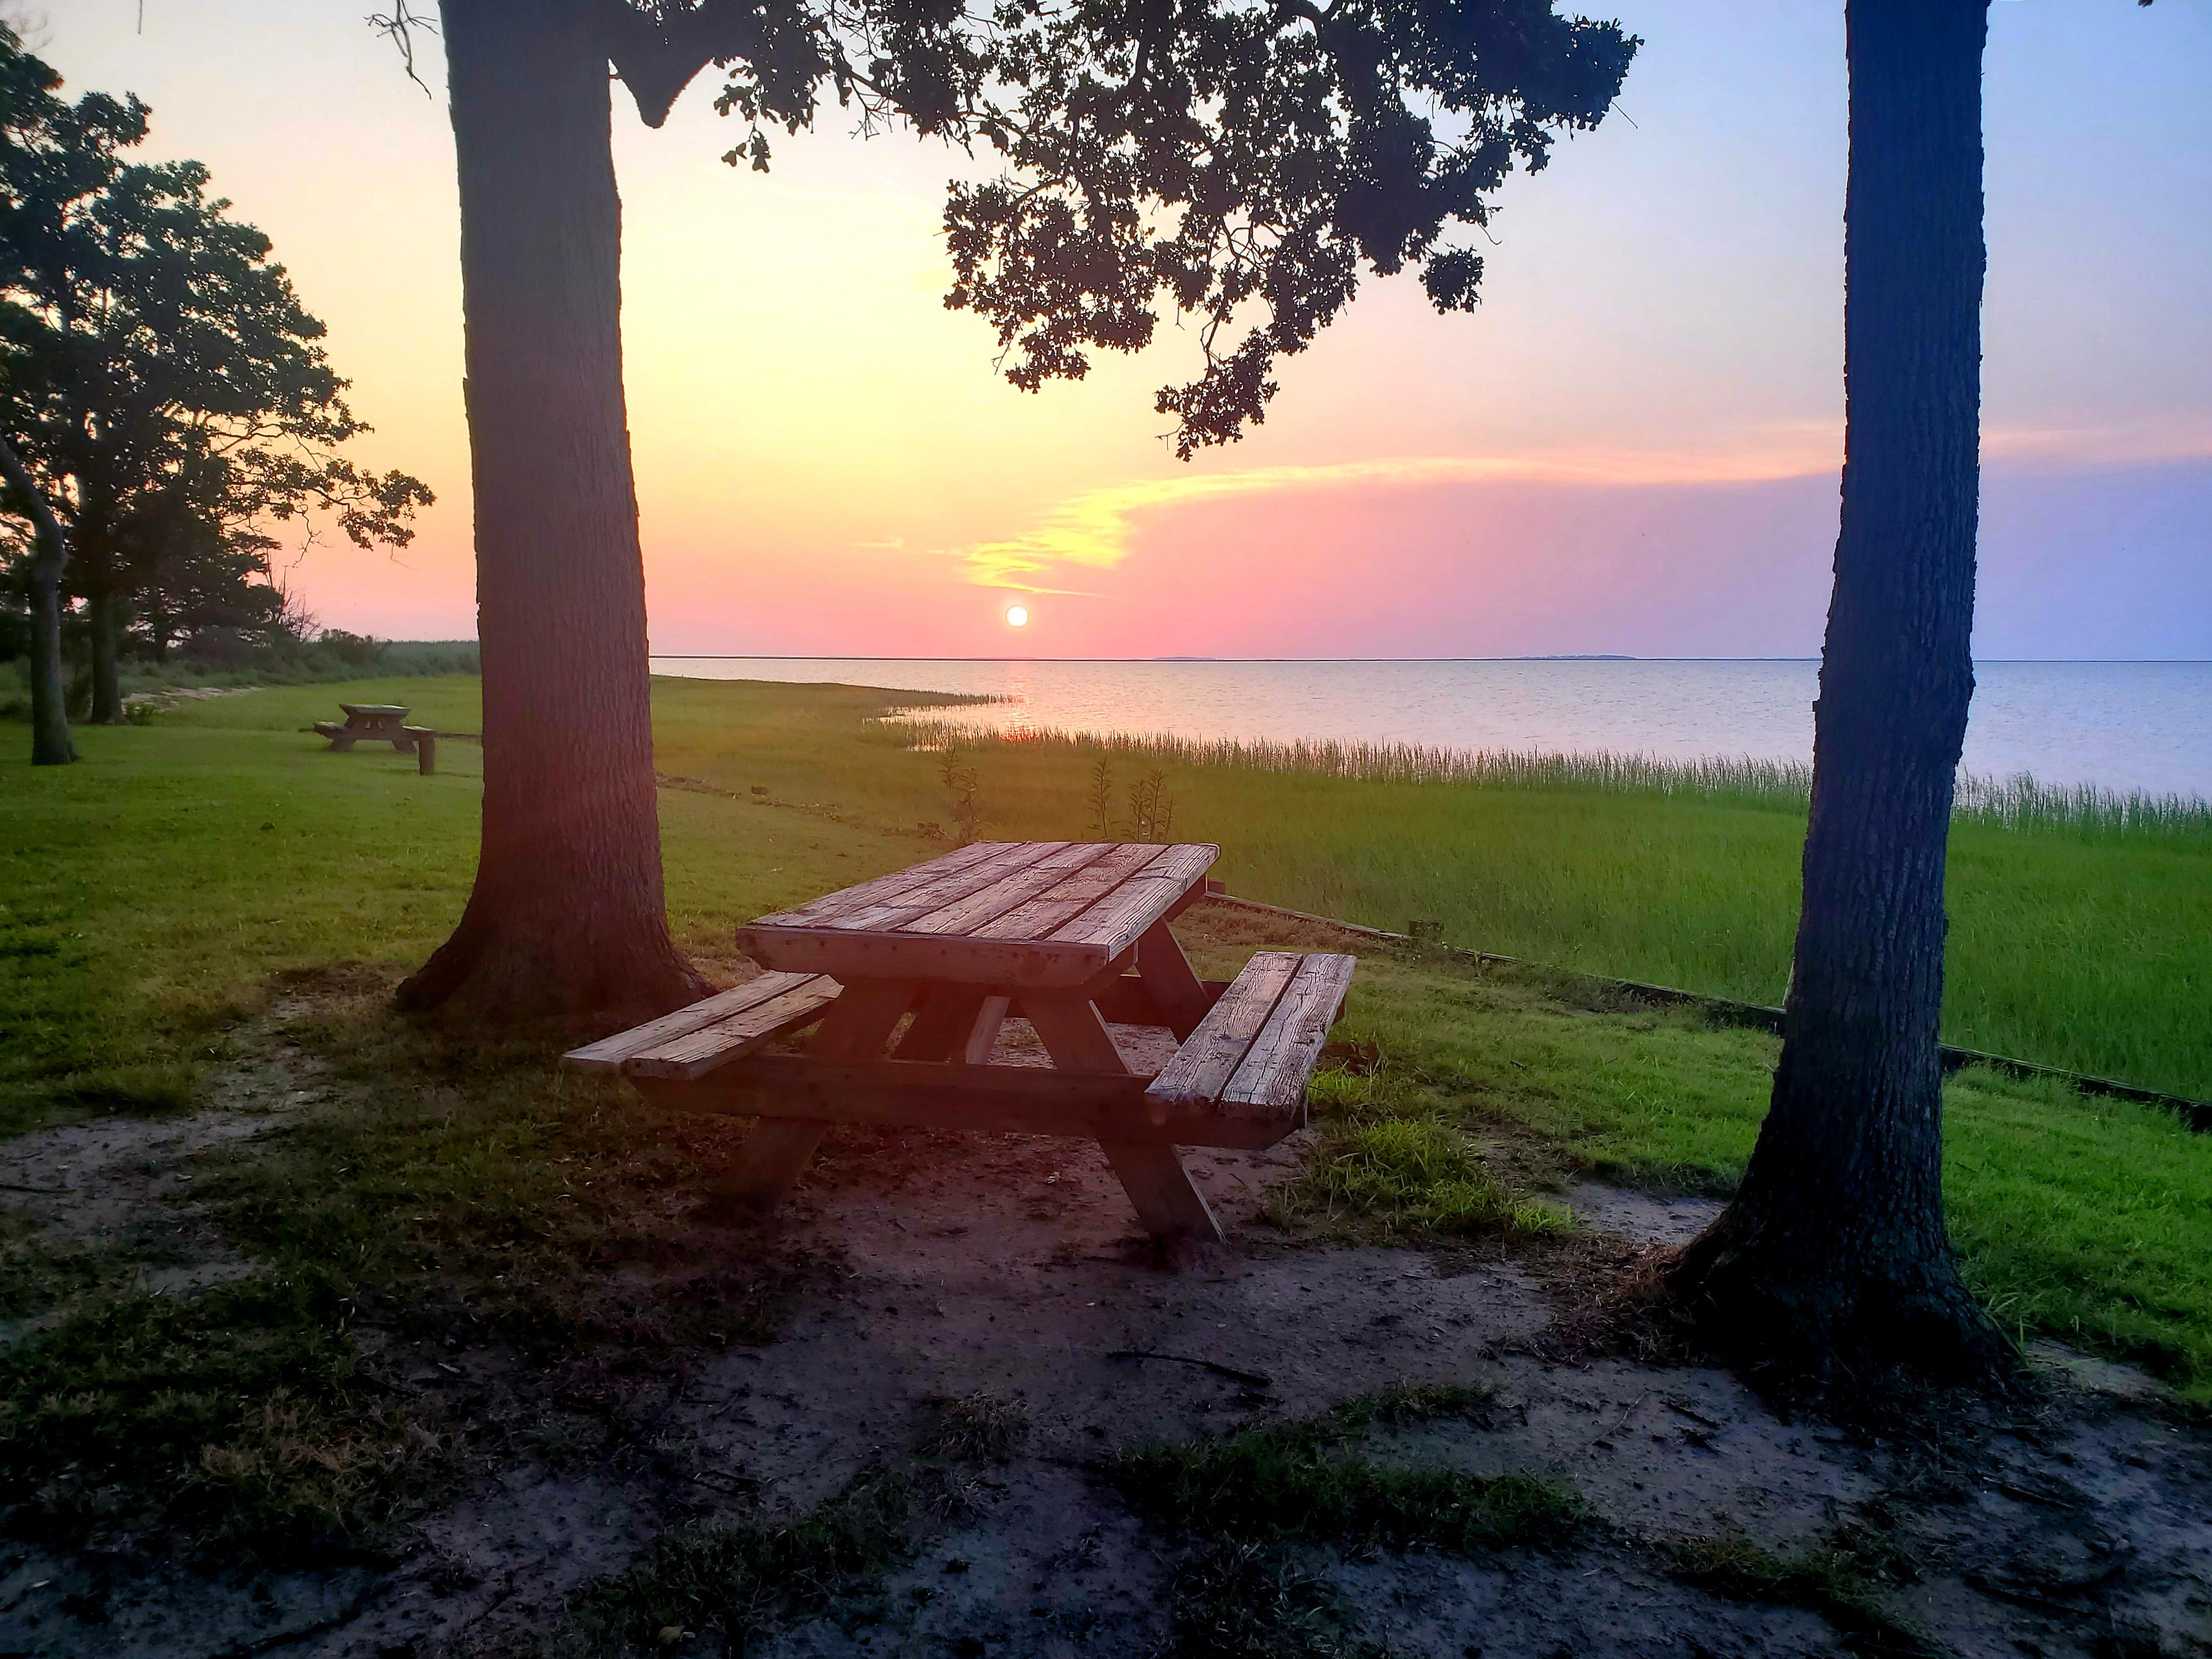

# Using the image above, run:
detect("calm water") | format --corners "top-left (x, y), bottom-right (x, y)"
top-left (650, 658), bottom-right (2212, 798)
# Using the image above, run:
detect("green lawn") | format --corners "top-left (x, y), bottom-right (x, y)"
top-left (2, 674), bottom-right (2209, 1402)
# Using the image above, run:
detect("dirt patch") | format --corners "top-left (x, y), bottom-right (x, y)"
top-left (1563, 1179), bottom-right (1726, 1245)
top-left (3, 994), bottom-right (2210, 1659)
top-left (0, 1001), bottom-right (334, 1342)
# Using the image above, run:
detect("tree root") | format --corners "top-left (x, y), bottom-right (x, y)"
top-left (1666, 1205), bottom-right (2021, 1406)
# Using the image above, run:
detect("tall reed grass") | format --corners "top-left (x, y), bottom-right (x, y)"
top-left (897, 715), bottom-right (2212, 841)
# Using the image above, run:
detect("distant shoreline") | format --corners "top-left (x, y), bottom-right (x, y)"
top-left (647, 654), bottom-right (2211, 665)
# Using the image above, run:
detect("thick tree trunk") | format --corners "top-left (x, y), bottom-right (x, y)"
top-left (1670, 0), bottom-right (2012, 1386)
top-left (398, 0), bottom-right (704, 1025)
top-left (0, 435), bottom-right (76, 766)
top-left (86, 578), bottom-right (124, 725)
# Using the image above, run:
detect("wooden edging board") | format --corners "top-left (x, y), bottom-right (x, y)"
top-left (1200, 893), bottom-right (2212, 1131)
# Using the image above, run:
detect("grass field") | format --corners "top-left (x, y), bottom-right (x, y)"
top-left (2, 673), bottom-right (2209, 1413)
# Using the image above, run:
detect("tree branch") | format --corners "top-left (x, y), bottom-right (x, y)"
top-left (600, 0), bottom-right (773, 128)
top-left (0, 433), bottom-right (70, 588)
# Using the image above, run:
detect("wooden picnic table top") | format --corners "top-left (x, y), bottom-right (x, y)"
top-left (735, 840), bottom-right (1218, 990)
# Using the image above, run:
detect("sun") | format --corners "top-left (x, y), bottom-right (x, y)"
top-left (1005, 604), bottom-right (1030, 628)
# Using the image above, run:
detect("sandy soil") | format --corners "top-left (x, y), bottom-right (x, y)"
top-left (1, 1009), bottom-right (2206, 1659)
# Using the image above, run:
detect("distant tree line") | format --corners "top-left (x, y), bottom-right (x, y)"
top-left (0, 26), bottom-right (430, 757)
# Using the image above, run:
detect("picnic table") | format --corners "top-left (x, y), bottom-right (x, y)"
top-left (566, 841), bottom-right (1355, 1242)
top-left (310, 704), bottom-right (439, 772)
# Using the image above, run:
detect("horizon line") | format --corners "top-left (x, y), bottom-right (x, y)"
top-left (642, 653), bottom-right (2212, 666)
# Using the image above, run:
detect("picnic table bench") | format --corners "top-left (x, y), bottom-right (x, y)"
top-left (565, 841), bottom-right (1355, 1242)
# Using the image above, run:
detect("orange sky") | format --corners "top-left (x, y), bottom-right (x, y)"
top-left (38, 1), bottom-right (2212, 658)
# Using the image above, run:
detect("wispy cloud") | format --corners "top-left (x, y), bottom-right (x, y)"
top-left (957, 448), bottom-right (1833, 590)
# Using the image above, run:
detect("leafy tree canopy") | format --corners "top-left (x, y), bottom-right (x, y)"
top-left (576, 0), bottom-right (1634, 456)
top-left (0, 26), bottom-right (430, 655)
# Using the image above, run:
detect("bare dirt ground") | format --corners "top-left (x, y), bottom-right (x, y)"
top-left (1, 1002), bottom-right (2207, 1659)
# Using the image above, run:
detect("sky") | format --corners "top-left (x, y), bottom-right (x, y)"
top-left (32, 0), bottom-right (2212, 660)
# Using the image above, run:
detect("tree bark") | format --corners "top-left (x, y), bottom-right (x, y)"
top-left (1, 434), bottom-right (76, 766)
top-left (1670, 0), bottom-right (2012, 1387)
top-left (397, 0), bottom-right (704, 1026)
top-left (86, 576), bottom-right (124, 725)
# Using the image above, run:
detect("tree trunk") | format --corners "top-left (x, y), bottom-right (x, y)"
top-left (397, 0), bottom-right (704, 1026)
top-left (86, 578), bottom-right (124, 725)
top-left (1670, 0), bottom-right (2012, 1387)
top-left (0, 435), bottom-right (76, 766)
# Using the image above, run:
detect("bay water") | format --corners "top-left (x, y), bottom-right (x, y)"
top-left (649, 657), bottom-right (2212, 799)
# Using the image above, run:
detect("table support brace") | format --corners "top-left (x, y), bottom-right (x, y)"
top-left (717, 980), bottom-right (913, 1207)
top-left (1024, 993), bottom-right (1223, 1244)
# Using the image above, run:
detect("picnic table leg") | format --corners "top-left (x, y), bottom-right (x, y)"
top-left (962, 995), bottom-right (1010, 1064)
top-left (892, 988), bottom-right (1012, 1063)
top-left (1135, 919), bottom-right (1213, 1040)
top-left (892, 987), bottom-right (988, 1061)
top-left (1025, 994), bottom-right (1223, 1244)
top-left (717, 980), bottom-right (914, 1208)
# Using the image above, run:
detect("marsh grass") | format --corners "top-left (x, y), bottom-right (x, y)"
top-left (890, 717), bottom-right (2212, 1100)
top-left (909, 718), bottom-right (2212, 840)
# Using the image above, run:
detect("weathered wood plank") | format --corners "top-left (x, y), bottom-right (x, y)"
top-left (819, 841), bottom-right (1070, 932)
top-left (1220, 953), bottom-right (1357, 1114)
top-left (1143, 952), bottom-right (1300, 1109)
top-left (634, 1058), bottom-right (1297, 1150)
top-left (971, 843), bottom-right (1163, 941)
top-left (620, 978), bottom-right (845, 1079)
top-left (730, 927), bottom-right (1113, 988)
top-left (562, 972), bottom-right (831, 1074)
top-left (902, 842), bottom-right (1117, 937)
top-left (749, 841), bottom-right (1009, 928)
top-left (1047, 844), bottom-right (1218, 957)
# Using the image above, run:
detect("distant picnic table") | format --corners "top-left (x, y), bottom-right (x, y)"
top-left (567, 841), bottom-right (1355, 1241)
top-left (311, 704), bottom-right (438, 771)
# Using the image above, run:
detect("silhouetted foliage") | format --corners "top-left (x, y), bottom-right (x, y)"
top-left (946, 0), bottom-right (1638, 454)
top-left (0, 27), bottom-right (431, 722)
top-left (590, 0), bottom-right (1634, 456)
